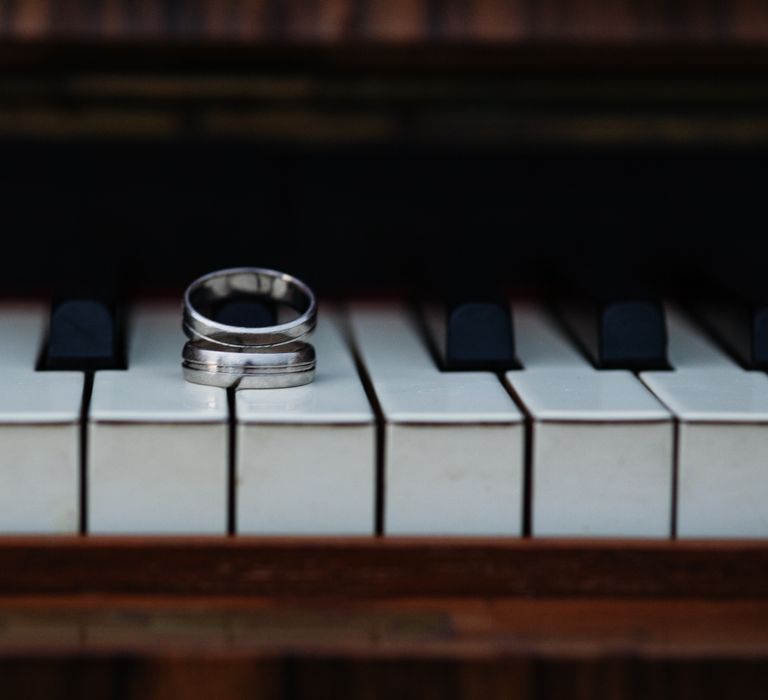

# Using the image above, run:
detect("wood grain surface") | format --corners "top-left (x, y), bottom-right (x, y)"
top-left (1, 0), bottom-right (767, 43)
top-left (0, 540), bottom-right (763, 694)
top-left (1, 596), bottom-right (768, 659)
top-left (0, 536), bottom-right (764, 598)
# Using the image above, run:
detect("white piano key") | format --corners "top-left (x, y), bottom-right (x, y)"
top-left (506, 304), bottom-right (673, 537)
top-left (0, 304), bottom-right (82, 533)
top-left (349, 303), bottom-right (524, 536)
top-left (514, 304), bottom-right (586, 369)
top-left (664, 306), bottom-right (737, 370)
top-left (641, 308), bottom-right (768, 538)
top-left (125, 304), bottom-right (186, 369)
top-left (89, 303), bottom-right (228, 534)
top-left (0, 304), bottom-right (49, 369)
top-left (235, 311), bottom-right (375, 534)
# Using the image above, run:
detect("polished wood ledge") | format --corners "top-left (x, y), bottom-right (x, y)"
top-left (0, 537), bottom-right (764, 660)
top-left (0, 537), bottom-right (765, 599)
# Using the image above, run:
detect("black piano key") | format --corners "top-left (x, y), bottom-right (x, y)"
top-left (558, 297), bottom-right (668, 370)
top-left (430, 299), bottom-right (518, 371)
top-left (43, 297), bottom-right (125, 371)
top-left (685, 259), bottom-right (768, 369)
top-left (552, 254), bottom-right (668, 370)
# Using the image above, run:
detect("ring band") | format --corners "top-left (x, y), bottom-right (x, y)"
top-left (183, 267), bottom-right (317, 349)
top-left (182, 340), bottom-right (316, 389)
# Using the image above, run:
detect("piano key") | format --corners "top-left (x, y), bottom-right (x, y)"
top-left (89, 303), bottom-right (228, 534)
top-left (235, 310), bottom-right (375, 534)
top-left (641, 308), bottom-right (768, 538)
top-left (43, 297), bottom-right (124, 371)
top-left (661, 306), bottom-right (737, 369)
top-left (425, 299), bottom-right (517, 371)
top-left (557, 297), bottom-right (668, 370)
top-left (553, 252), bottom-right (669, 370)
top-left (126, 303), bottom-right (192, 369)
top-left (348, 303), bottom-right (524, 536)
top-left (506, 304), bottom-right (673, 537)
top-left (0, 304), bottom-right (82, 533)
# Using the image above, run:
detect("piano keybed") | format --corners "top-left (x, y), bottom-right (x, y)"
top-left (0, 299), bottom-right (766, 539)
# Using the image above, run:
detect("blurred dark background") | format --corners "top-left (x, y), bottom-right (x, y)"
top-left (1, 0), bottom-right (768, 299)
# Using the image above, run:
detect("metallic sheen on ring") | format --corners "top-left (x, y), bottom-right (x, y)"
top-left (183, 267), bottom-right (317, 349)
top-left (182, 340), bottom-right (316, 389)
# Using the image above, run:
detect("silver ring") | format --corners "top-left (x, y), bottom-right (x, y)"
top-left (183, 267), bottom-right (317, 349)
top-left (182, 340), bottom-right (316, 389)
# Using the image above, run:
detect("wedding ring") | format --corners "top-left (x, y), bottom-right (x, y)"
top-left (183, 267), bottom-right (317, 349)
top-left (181, 267), bottom-right (318, 389)
top-left (182, 340), bottom-right (316, 389)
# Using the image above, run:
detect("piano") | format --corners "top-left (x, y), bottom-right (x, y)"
top-left (1, 1), bottom-right (768, 698)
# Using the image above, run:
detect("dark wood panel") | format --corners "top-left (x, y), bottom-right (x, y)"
top-left (5, 42), bottom-right (768, 75)
top-left (0, 657), bottom-right (767, 700)
top-left (0, 537), bottom-right (766, 598)
top-left (0, 539), bottom-right (766, 691)
top-left (0, 596), bottom-right (767, 659)
top-left (1, 0), bottom-right (768, 43)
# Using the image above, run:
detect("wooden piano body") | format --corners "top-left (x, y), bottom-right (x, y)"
top-left (3, 537), bottom-right (768, 698)
top-left (1, 2), bottom-right (768, 697)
